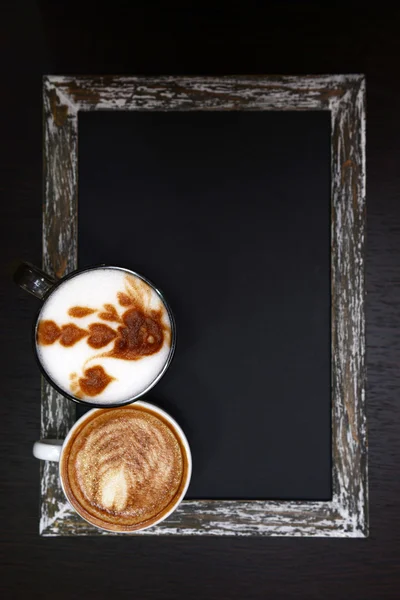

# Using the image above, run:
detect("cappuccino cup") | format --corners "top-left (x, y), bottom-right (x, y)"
top-left (33, 401), bottom-right (192, 532)
top-left (14, 262), bottom-right (176, 407)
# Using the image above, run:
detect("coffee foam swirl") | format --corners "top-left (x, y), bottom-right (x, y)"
top-left (62, 405), bottom-right (187, 531)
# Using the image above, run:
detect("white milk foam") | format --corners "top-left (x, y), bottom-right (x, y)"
top-left (36, 268), bottom-right (172, 404)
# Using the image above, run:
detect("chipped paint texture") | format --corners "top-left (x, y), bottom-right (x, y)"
top-left (41, 75), bottom-right (367, 537)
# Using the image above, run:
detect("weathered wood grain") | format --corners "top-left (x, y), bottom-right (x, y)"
top-left (331, 78), bottom-right (367, 535)
top-left (47, 74), bottom-right (350, 112)
top-left (41, 75), bottom-right (366, 536)
top-left (41, 77), bottom-right (78, 533)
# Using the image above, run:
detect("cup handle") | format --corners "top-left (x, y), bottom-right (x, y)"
top-left (33, 440), bottom-right (64, 462)
top-left (13, 261), bottom-right (57, 300)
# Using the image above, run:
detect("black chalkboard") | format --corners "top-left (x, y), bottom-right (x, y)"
top-left (78, 111), bottom-right (331, 501)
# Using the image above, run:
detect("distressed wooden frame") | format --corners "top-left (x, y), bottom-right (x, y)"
top-left (41, 75), bottom-right (367, 537)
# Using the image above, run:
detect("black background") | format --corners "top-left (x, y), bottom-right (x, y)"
top-left (78, 110), bottom-right (331, 500)
top-left (2, 1), bottom-right (400, 598)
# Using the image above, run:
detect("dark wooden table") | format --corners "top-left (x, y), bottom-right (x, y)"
top-left (2, 2), bottom-right (399, 598)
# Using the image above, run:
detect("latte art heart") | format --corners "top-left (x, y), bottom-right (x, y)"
top-left (87, 323), bottom-right (118, 349)
top-left (70, 366), bottom-right (114, 397)
top-left (100, 466), bottom-right (129, 511)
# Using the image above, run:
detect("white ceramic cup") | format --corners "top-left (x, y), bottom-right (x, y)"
top-left (33, 401), bottom-right (192, 532)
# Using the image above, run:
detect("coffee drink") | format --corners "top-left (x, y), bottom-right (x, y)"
top-left (60, 404), bottom-right (189, 532)
top-left (35, 268), bottom-right (173, 404)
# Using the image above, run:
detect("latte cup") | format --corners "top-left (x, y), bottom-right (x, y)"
top-left (33, 401), bottom-right (192, 533)
top-left (14, 262), bottom-right (176, 407)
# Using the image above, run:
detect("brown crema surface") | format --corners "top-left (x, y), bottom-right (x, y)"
top-left (61, 405), bottom-right (188, 531)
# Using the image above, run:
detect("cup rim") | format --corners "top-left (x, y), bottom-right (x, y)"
top-left (58, 401), bottom-right (192, 533)
top-left (33, 264), bottom-right (176, 408)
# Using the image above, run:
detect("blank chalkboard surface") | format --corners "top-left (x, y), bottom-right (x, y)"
top-left (78, 110), bottom-right (331, 501)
